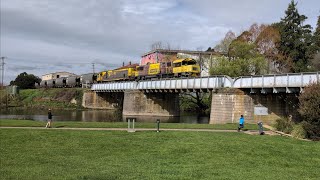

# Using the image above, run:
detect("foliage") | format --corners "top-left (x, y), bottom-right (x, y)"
top-left (210, 56), bottom-right (267, 77)
top-left (228, 40), bottom-right (261, 59)
top-left (180, 92), bottom-right (210, 115)
top-left (10, 72), bottom-right (41, 89)
top-left (275, 117), bottom-right (294, 134)
top-left (310, 16), bottom-right (320, 71)
top-left (291, 124), bottom-right (307, 139)
top-left (298, 83), bottom-right (320, 140)
top-left (278, 0), bottom-right (313, 72)
top-left (214, 30), bottom-right (236, 53)
top-left (11, 88), bottom-right (85, 109)
top-left (315, 16), bottom-right (320, 51)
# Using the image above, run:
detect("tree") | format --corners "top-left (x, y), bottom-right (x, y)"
top-left (214, 31), bottom-right (236, 53)
top-left (310, 16), bottom-right (320, 71)
top-left (278, 0), bottom-right (313, 72)
top-left (315, 16), bottom-right (320, 52)
top-left (10, 72), bottom-right (41, 89)
top-left (180, 92), bottom-right (210, 115)
top-left (209, 56), bottom-right (267, 77)
top-left (298, 82), bottom-right (320, 140)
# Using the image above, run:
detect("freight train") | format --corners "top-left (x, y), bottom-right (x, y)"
top-left (39, 73), bottom-right (97, 88)
top-left (39, 58), bottom-right (201, 88)
top-left (97, 58), bottom-right (201, 82)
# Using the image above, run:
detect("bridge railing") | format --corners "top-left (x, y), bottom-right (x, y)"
top-left (137, 76), bottom-right (232, 90)
top-left (232, 72), bottom-right (319, 88)
top-left (91, 72), bottom-right (319, 92)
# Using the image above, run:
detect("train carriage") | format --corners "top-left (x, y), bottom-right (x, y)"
top-left (66, 76), bottom-right (80, 87)
top-left (55, 77), bottom-right (67, 88)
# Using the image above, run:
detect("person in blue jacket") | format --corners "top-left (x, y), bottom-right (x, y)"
top-left (238, 115), bottom-right (244, 132)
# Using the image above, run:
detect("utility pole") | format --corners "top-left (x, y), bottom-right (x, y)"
top-left (92, 63), bottom-right (95, 74)
top-left (1, 57), bottom-right (5, 88)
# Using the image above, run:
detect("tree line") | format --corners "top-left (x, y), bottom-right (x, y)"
top-left (211, 0), bottom-right (320, 77)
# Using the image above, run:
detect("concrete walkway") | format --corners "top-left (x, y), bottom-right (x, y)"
top-left (0, 126), bottom-right (277, 135)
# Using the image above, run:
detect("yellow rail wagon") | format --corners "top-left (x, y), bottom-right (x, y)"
top-left (97, 71), bottom-right (107, 83)
top-left (172, 58), bottom-right (200, 77)
top-left (135, 61), bottom-right (173, 80)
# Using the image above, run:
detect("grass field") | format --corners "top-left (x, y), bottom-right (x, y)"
top-left (0, 119), bottom-right (263, 130)
top-left (0, 128), bottom-right (319, 179)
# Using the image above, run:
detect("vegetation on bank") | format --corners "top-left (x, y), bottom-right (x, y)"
top-left (0, 129), bottom-right (319, 179)
top-left (0, 88), bottom-right (85, 109)
top-left (0, 119), bottom-right (262, 130)
top-left (275, 82), bottom-right (320, 140)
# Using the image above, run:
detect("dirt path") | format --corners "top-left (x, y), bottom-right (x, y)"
top-left (0, 126), bottom-right (277, 135)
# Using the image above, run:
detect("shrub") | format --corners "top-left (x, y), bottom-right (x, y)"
top-left (298, 83), bottom-right (320, 140)
top-left (291, 124), bottom-right (307, 139)
top-left (275, 117), bottom-right (294, 134)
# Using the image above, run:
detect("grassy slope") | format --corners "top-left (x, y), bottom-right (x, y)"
top-left (5, 88), bottom-right (84, 108)
top-left (0, 129), bottom-right (319, 179)
top-left (0, 119), bottom-right (262, 130)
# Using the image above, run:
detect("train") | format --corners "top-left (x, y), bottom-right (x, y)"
top-left (97, 58), bottom-right (201, 82)
top-left (39, 58), bottom-right (201, 88)
top-left (39, 73), bottom-right (97, 88)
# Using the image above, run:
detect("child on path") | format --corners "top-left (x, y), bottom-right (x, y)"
top-left (238, 115), bottom-right (244, 132)
top-left (45, 109), bottom-right (53, 128)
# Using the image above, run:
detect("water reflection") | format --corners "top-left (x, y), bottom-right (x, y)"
top-left (0, 108), bottom-right (209, 124)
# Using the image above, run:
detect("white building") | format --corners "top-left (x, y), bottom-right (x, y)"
top-left (41, 72), bottom-right (76, 81)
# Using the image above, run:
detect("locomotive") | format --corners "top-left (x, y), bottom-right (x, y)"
top-left (97, 58), bottom-right (200, 82)
top-left (39, 58), bottom-right (201, 88)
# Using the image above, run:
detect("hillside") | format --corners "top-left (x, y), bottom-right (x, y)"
top-left (0, 88), bottom-right (86, 109)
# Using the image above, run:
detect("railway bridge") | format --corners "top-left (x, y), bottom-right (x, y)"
top-left (86, 72), bottom-right (319, 124)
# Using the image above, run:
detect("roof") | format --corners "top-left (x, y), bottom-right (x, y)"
top-left (173, 58), bottom-right (196, 63)
top-left (114, 63), bottom-right (139, 70)
top-left (142, 49), bottom-right (224, 57)
top-left (42, 71), bottom-right (76, 76)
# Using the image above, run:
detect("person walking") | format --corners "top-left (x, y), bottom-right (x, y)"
top-left (238, 115), bottom-right (244, 132)
top-left (45, 109), bottom-right (53, 128)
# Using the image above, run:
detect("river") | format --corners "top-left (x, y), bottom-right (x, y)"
top-left (0, 108), bottom-right (209, 124)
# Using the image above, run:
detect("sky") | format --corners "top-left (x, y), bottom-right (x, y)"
top-left (0, 0), bottom-right (319, 84)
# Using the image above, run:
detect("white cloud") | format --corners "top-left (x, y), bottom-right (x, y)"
top-left (0, 0), bottom-right (319, 84)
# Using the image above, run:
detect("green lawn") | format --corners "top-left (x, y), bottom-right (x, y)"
top-left (0, 129), bottom-right (319, 179)
top-left (0, 119), bottom-right (262, 130)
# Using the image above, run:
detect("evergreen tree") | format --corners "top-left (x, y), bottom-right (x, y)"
top-left (279, 0), bottom-right (313, 72)
top-left (314, 16), bottom-right (320, 52)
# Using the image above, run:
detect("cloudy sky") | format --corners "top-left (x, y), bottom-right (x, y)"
top-left (0, 0), bottom-right (319, 84)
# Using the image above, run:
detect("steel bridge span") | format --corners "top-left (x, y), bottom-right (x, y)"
top-left (91, 72), bottom-right (319, 93)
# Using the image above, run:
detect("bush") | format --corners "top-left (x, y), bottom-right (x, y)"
top-left (298, 83), bottom-right (320, 140)
top-left (275, 117), bottom-right (294, 134)
top-left (291, 124), bottom-right (307, 139)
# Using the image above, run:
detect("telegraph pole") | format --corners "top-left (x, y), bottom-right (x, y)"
top-left (0, 57), bottom-right (5, 88)
top-left (92, 63), bottom-right (95, 74)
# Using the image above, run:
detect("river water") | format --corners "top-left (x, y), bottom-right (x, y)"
top-left (0, 108), bottom-right (209, 124)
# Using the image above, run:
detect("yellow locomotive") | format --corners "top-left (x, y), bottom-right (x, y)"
top-left (97, 58), bottom-right (201, 82)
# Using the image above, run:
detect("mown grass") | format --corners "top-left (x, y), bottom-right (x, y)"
top-left (0, 129), bottom-right (319, 179)
top-left (0, 119), bottom-right (262, 130)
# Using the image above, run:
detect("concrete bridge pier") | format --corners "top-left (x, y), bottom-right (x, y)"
top-left (209, 89), bottom-right (300, 125)
top-left (82, 91), bottom-right (124, 109)
top-left (123, 90), bottom-right (180, 117)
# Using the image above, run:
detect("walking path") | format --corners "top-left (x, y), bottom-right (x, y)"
top-left (0, 126), bottom-right (277, 135)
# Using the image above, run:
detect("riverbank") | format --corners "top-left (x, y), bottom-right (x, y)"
top-left (1, 128), bottom-right (319, 179)
top-left (0, 88), bottom-right (85, 109)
